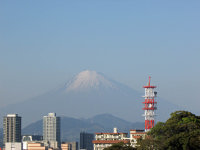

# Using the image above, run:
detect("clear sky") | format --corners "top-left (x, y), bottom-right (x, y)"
top-left (0, 1), bottom-right (200, 114)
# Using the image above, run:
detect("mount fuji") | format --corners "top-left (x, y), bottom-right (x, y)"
top-left (1, 70), bottom-right (179, 127)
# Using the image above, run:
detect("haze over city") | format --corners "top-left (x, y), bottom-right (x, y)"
top-left (0, 0), bottom-right (200, 120)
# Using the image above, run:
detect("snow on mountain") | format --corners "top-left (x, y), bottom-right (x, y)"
top-left (66, 70), bottom-right (117, 91)
top-left (0, 70), bottom-right (180, 127)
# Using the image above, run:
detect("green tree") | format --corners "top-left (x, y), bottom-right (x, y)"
top-left (137, 111), bottom-right (200, 150)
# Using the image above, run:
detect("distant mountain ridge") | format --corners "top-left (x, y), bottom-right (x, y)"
top-left (1, 70), bottom-right (180, 127)
top-left (22, 113), bottom-right (144, 142)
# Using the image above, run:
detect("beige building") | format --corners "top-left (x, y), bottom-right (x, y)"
top-left (61, 143), bottom-right (71, 150)
top-left (92, 128), bottom-right (130, 150)
top-left (27, 142), bottom-right (62, 150)
top-left (27, 142), bottom-right (47, 150)
top-left (61, 142), bottom-right (77, 150)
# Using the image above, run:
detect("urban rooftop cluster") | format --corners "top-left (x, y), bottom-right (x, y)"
top-left (2, 113), bottom-right (147, 150)
top-left (2, 77), bottom-right (157, 150)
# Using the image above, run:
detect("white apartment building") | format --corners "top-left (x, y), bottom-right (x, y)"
top-left (43, 113), bottom-right (60, 149)
top-left (92, 128), bottom-right (146, 150)
top-left (92, 128), bottom-right (130, 150)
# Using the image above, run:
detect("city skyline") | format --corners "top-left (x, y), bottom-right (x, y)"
top-left (0, 1), bottom-right (200, 117)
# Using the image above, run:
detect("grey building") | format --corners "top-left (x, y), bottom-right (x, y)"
top-left (43, 113), bottom-right (60, 149)
top-left (80, 132), bottom-right (94, 150)
top-left (3, 114), bottom-right (21, 147)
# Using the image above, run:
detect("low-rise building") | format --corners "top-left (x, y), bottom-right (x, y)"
top-left (61, 143), bottom-right (71, 150)
top-left (22, 135), bottom-right (43, 150)
top-left (27, 142), bottom-right (47, 150)
top-left (5, 142), bottom-right (22, 150)
top-left (92, 128), bottom-right (130, 150)
top-left (92, 128), bottom-right (146, 150)
top-left (61, 142), bottom-right (78, 150)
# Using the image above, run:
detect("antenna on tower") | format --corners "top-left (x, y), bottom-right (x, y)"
top-left (149, 76), bottom-right (151, 86)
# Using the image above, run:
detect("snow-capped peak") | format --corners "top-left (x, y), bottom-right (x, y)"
top-left (66, 70), bottom-right (116, 91)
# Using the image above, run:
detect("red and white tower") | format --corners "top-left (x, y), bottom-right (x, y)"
top-left (143, 76), bottom-right (157, 132)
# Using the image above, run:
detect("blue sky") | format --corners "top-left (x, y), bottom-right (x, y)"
top-left (0, 1), bottom-right (200, 114)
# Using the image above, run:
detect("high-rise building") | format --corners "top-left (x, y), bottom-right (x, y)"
top-left (43, 113), bottom-right (60, 149)
top-left (3, 114), bottom-right (21, 147)
top-left (80, 132), bottom-right (94, 150)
